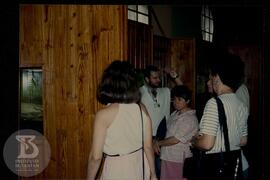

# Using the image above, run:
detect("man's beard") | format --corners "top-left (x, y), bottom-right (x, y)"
top-left (149, 82), bottom-right (160, 88)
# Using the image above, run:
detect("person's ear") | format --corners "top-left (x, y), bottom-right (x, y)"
top-left (186, 99), bottom-right (190, 104)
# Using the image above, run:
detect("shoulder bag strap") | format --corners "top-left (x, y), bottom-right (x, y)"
top-left (215, 97), bottom-right (230, 152)
top-left (138, 103), bottom-right (145, 179)
top-left (215, 96), bottom-right (242, 179)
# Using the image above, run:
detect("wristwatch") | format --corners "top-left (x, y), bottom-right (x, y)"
top-left (172, 74), bottom-right (179, 79)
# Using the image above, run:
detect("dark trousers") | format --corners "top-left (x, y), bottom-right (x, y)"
top-left (153, 136), bottom-right (161, 179)
top-left (155, 153), bottom-right (161, 179)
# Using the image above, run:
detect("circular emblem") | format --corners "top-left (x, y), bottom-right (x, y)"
top-left (3, 129), bottom-right (51, 177)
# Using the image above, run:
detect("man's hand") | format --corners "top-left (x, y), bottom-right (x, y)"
top-left (169, 70), bottom-right (179, 79)
top-left (163, 68), bottom-right (183, 85)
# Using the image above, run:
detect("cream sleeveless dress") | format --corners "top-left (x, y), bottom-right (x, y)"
top-left (100, 103), bottom-right (150, 180)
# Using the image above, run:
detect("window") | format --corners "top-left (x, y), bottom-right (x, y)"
top-left (128, 5), bottom-right (149, 25)
top-left (201, 5), bottom-right (214, 42)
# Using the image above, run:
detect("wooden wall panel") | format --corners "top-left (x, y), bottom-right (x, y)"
top-left (20, 5), bottom-right (46, 67)
top-left (20, 5), bottom-right (127, 179)
top-left (128, 20), bottom-right (153, 69)
top-left (153, 35), bottom-right (171, 69)
top-left (153, 35), bottom-right (171, 87)
top-left (170, 38), bottom-right (196, 108)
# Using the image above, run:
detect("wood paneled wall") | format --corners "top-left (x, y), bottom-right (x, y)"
top-left (170, 38), bottom-right (196, 108)
top-left (20, 5), bottom-right (127, 179)
top-left (153, 35), bottom-right (171, 70)
top-left (128, 20), bottom-right (153, 69)
top-left (153, 35), bottom-right (171, 87)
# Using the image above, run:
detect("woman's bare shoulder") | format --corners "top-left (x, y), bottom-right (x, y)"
top-left (97, 103), bottom-right (119, 117)
top-left (95, 103), bottom-right (119, 126)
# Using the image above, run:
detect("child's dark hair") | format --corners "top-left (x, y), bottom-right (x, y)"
top-left (171, 85), bottom-right (192, 105)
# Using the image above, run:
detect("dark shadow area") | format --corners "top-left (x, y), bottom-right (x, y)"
top-left (0, 4), bottom-right (19, 180)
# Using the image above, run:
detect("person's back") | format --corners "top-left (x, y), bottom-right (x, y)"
top-left (236, 84), bottom-right (249, 112)
top-left (100, 103), bottom-right (151, 179)
top-left (200, 93), bottom-right (248, 154)
top-left (87, 60), bottom-right (157, 180)
top-left (103, 103), bottom-right (147, 156)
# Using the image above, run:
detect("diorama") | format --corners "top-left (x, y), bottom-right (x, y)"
top-left (20, 68), bottom-right (43, 132)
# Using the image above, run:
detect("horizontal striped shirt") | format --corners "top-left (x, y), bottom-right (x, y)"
top-left (199, 93), bottom-right (248, 154)
top-left (236, 84), bottom-right (250, 114)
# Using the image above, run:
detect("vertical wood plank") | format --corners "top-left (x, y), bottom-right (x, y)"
top-left (128, 20), bottom-right (153, 69)
top-left (170, 38), bottom-right (196, 108)
top-left (20, 4), bottom-right (127, 179)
